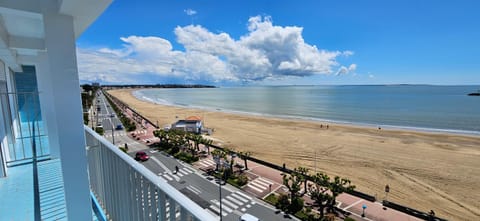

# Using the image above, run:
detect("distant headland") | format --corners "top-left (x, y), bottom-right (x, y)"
top-left (468, 90), bottom-right (480, 96)
top-left (100, 84), bottom-right (216, 89)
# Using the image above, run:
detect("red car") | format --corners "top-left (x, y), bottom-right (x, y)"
top-left (135, 151), bottom-right (149, 161)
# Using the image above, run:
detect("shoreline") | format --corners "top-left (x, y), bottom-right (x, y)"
top-left (110, 88), bottom-right (480, 221)
top-left (133, 89), bottom-right (480, 137)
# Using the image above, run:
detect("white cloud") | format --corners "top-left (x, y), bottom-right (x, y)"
top-left (184, 9), bottom-right (197, 16)
top-left (77, 15), bottom-right (355, 84)
top-left (335, 63), bottom-right (357, 75)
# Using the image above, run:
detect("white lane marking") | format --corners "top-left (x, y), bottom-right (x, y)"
top-left (179, 169), bottom-right (189, 175)
top-left (182, 167), bottom-right (194, 173)
top-left (212, 200), bottom-right (233, 213)
top-left (255, 177), bottom-right (273, 186)
top-left (344, 199), bottom-right (364, 210)
top-left (226, 196), bottom-right (244, 206)
top-left (198, 162), bottom-right (210, 167)
top-left (162, 174), bottom-right (173, 181)
top-left (171, 173), bottom-right (181, 181)
top-left (222, 199), bottom-right (238, 209)
top-left (209, 205), bottom-right (221, 214)
top-left (186, 185), bottom-right (202, 194)
top-left (234, 191), bottom-right (252, 200)
top-left (231, 193), bottom-right (249, 203)
top-left (250, 181), bottom-right (268, 189)
top-left (247, 183), bottom-right (264, 192)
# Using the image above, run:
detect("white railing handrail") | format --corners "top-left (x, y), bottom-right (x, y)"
top-left (84, 125), bottom-right (216, 220)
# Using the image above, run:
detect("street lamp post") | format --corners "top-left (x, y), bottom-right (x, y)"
top-left (111, 121), bottom-right (115, 144)
top-left (362, 204), bottom-right (367, 217)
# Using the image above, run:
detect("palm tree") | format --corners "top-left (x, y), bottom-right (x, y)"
top-left (202, 138), bottom-right (213, 155)
top-left (211, 149), bottom-right (226, 171)
top-left (223, 147), bottom-right (236, 173)
top-left (308, 172), bottom-right (332, 218)
top-left (238, 151), bottom-right (251, 170)
top-left (189, 133), bottom-right (203, 152)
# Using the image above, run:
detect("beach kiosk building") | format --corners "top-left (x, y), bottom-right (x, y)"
top-left (171, 116), bottom-right (203, 134)
top-left (0, 1), bottom-right (214, 220)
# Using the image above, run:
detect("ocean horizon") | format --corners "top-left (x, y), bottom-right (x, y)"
top-left (133, 85), bottom-right (480, 135)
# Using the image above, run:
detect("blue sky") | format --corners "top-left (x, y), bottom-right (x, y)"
top-left (77, 0), bottom-right (480, 85)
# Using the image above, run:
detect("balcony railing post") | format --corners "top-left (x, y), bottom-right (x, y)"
top-left (158, 191), bottom-right (166, 220)
top-left (169, 199), bottom-right (176, 221)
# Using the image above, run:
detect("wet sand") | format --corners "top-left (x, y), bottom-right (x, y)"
top-left (109, 89), bottom-right (480, 220)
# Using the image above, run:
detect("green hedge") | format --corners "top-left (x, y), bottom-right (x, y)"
top-left (95, 127), bottom-right (104, 135)
top-left (173, 151), bottom-right (198, 163)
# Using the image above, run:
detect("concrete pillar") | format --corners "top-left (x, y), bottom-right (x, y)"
top-left (41, 6), bottom-right (92, 221)
top-left (35, 53), bottom-right (60, 158)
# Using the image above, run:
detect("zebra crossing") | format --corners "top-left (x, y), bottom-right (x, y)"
top-left (207, 191), bottom-right (255, 217)
top-left (160, 167), bottom-right (195, 182)
top-left (132, 130), bottom-right (148, 135)
top-left (246, 177), bottom-right (274, 193)
top-left (197, 158), bottom-right (216, 168)
top-left (104, 132), bottom-right (127, 138)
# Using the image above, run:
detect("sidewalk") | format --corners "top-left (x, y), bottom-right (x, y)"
top-left (193, 153), bottom-right (423, 221)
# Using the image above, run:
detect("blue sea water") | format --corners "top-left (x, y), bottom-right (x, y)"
top-left (133, 85), bottom-right (480, 134)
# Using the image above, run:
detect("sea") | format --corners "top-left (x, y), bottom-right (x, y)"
top-left (133, 85), bottom-right (480, 135)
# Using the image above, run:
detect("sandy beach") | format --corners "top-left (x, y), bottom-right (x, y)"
top-left (109, 89), bottom-right (480, 220)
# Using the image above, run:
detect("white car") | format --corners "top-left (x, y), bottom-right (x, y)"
top-left (239, 213), bottom-right (260, 221)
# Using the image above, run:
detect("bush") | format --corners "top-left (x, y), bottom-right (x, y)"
top-left (236, 174), bottom-right (249, 186)
top-left (83, 113), bottom-right (89, 125)
top-left (227, 174), bottom-right (249, 188)
top-left (344, 217), bottom-right (356, 221)
top-left (95, 127), bottom-right (104, 135)
top-left (174, 151), bottom-right (198, 163)
top-left (289, 197), bottom-right (304, 214)
top-left (276, 194), bottom-right (290, 211)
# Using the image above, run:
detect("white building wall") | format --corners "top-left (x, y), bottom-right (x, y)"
top-left (0, 59), bottom-right (6, 177)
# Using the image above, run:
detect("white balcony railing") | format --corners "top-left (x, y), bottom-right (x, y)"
top-left (85, 126), bottom-right (216, 221)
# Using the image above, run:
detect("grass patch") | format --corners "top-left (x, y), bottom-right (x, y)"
top-left (264, 193), bottom-right (278, 206)
top-left (294, 210), bottom-right (309, 220)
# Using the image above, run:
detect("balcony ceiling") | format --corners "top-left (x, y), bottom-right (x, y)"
top-left (0, 0), bottom-right (112, 71)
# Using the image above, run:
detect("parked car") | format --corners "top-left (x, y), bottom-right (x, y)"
top-left (135, 151), bottom-right (149, 161)
top-left (115, 124), bottom-right (123, 130)
top-left (239, 214), bottom-right (260, 221)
